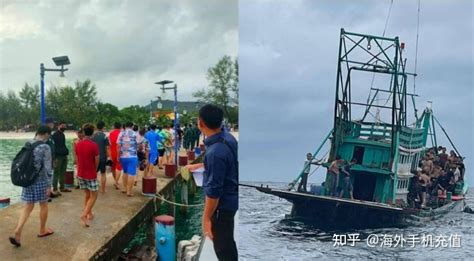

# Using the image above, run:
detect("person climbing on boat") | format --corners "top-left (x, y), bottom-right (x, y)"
top-left (339, 158), bottom-right (356, 199)
top-left (437, 147), bottom-right (449, 169)
top-left (421, 154), bottom-right (434, 176)
top-left (419, 170), bottom-right (431, 208)
top-left (327, 155), bottom-right (344, 196)
top-left (297, 153), bottom-right (320, 192)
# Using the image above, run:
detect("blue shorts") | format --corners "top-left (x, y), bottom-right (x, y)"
top-left (148, 152), bottom-right (158, 166)
top-left (120, 157), bottom-right (138, 176)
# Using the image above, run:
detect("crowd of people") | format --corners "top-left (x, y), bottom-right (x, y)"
top-left (408, 146), bottom-right (466, 209)
top-left (9, 118), bottom-right (205, 244)
top-left (9, 105), bottom-right (239, 261)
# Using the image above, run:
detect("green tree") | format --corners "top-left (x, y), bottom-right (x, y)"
top-left (18, 83), bottom-right (40, 128)
top-left (193, 55), bottom-right (239, 124)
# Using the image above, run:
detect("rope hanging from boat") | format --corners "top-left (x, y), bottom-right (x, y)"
top-left (432, 115), bottom-right (462, 158)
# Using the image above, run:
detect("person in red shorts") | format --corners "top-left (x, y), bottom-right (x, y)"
top-left (108, 122), bottom-right (123, 190)
top-left (76, 123), bottom-right (99, 227)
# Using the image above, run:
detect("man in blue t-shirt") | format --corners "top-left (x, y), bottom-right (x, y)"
top-left (185, 104), bottom-right (238, 261)
top-left (145, 124), bottom-right (161, 176)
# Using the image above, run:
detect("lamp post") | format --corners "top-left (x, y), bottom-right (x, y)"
top-left (155, 80), bottom-right (178, 165)
top-left (40, 56), bottom-right (70, 123)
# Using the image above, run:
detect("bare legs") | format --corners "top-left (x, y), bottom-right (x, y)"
top-left (80, 190), bottom-right (97, 227)
top-left (100, 174), bottom-right (106, 193)
top-left (13, 203), bottom-right (35, 242)
top-left (126, 174), bottom-right (134, 196)
top-left (121, 173), bottom-right (128, 193)
top-left (39, 202), bottom-right (48, 234)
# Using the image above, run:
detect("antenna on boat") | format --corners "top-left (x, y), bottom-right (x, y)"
top-left (412, 0), bottom-right (421, 121)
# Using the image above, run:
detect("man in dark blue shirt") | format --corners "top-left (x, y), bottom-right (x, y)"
top-left (185, 104), bottom-right (238, 261)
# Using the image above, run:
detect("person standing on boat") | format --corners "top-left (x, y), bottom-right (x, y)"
top-left (9, 125), bottom-right (55, 247)
top-left (328, 155), bottom-right (344, 196)
top-left (184, 104), bottom-right (238, 261)
top-left (297, 153), bottom-right (319, 192)
top-left (339, 159), bottom-right (356, 199)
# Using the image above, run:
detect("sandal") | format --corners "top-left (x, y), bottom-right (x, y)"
top-left (37, 228), bottom-right (54, 238)
top-left (9, 236), bottom-right (21, 247)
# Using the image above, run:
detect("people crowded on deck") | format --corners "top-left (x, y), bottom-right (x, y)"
top-left (410, 145), bottom-right (466, 209)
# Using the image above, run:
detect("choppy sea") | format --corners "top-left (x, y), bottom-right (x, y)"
top-left (239, 182), bottom-right (474, 260)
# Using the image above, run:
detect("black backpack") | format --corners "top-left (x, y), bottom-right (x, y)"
top-left (11, 141), bottom-right (45, 187)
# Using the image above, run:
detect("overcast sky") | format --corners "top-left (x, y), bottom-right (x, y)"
top-left (239, 0), bottom-right (473, 184)
top-left (0, 0), bottom-right (237, 108)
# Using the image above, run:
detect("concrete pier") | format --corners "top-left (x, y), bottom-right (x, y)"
top-left (0, 169), bottom-right (176, 260)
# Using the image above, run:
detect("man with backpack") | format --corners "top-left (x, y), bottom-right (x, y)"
top-left (51, 121), bottom-right (70, 195)
top-left (9, 125), bottom-right (55, 247)
top-left (184, 105), bottom-right (238, 260)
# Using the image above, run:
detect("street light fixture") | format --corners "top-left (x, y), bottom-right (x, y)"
top-left (155, 80), bottom-right (179, 165)
top-left (40, 56), bottom-right (71, 123)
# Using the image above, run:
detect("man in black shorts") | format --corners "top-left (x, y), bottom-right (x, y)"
top-left (92, 121), bottom-right (110, 193)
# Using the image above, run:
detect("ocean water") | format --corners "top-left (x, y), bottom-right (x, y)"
top-left (0, 139), bottom-right (74, 203)
top-left (239, 182), bottom-right (474, 260)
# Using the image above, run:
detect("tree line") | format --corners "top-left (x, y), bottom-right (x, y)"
top-left (0, 55), bottom-right (238, 131)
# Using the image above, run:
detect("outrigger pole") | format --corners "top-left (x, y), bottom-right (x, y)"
top-left (288, 129), bottom-right (333, 191)
top-left (432, 115), bottom-right (463, 158)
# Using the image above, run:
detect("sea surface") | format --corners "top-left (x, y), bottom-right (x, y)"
top-left (0, 139), bottom-right (74, 203)
top-left (239, 182), bottom-right (474, 260)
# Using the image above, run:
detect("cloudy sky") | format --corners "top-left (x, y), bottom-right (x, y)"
top-left (239, 0), bottom-right (473, 184)
top-left (0, 0), bottom-right (237, 107)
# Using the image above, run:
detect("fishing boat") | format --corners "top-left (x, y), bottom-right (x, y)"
top-left (249, 29), bottom-right (468, 229)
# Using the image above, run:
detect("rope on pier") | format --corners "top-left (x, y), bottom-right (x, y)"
top-left (155, 193), bottom-right (205, 208)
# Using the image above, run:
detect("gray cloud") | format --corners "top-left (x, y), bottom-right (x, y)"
top-left (1, 0), bottom-right (237, 107)
top-left (239, 0), bottom-right (473, 184)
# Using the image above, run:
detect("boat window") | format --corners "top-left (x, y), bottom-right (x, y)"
top-left (352, 146), bottom-right (365, 165)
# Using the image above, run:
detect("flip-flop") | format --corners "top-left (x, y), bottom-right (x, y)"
top-left (37, 229), bottom-right (54, 238)
top-left (9, 236), bottom-right (21, 247)
top-left (113, 184), bottom-right (120, 190)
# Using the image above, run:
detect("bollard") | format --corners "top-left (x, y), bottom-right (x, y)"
top-left (0, 198), bottom-right (10, 208)
top-left (142, 176), bottom-right (157, 196)
top-left (155, 215), bottom-right (176, 261)
top-left (178, 155), bottom-right (188, 166)
top-left (187, 151), bottom-right (195, 161)
top-left (164, 164), bottom-right (177, 178)
top-left (64, 170), bottom-right (74, 188)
